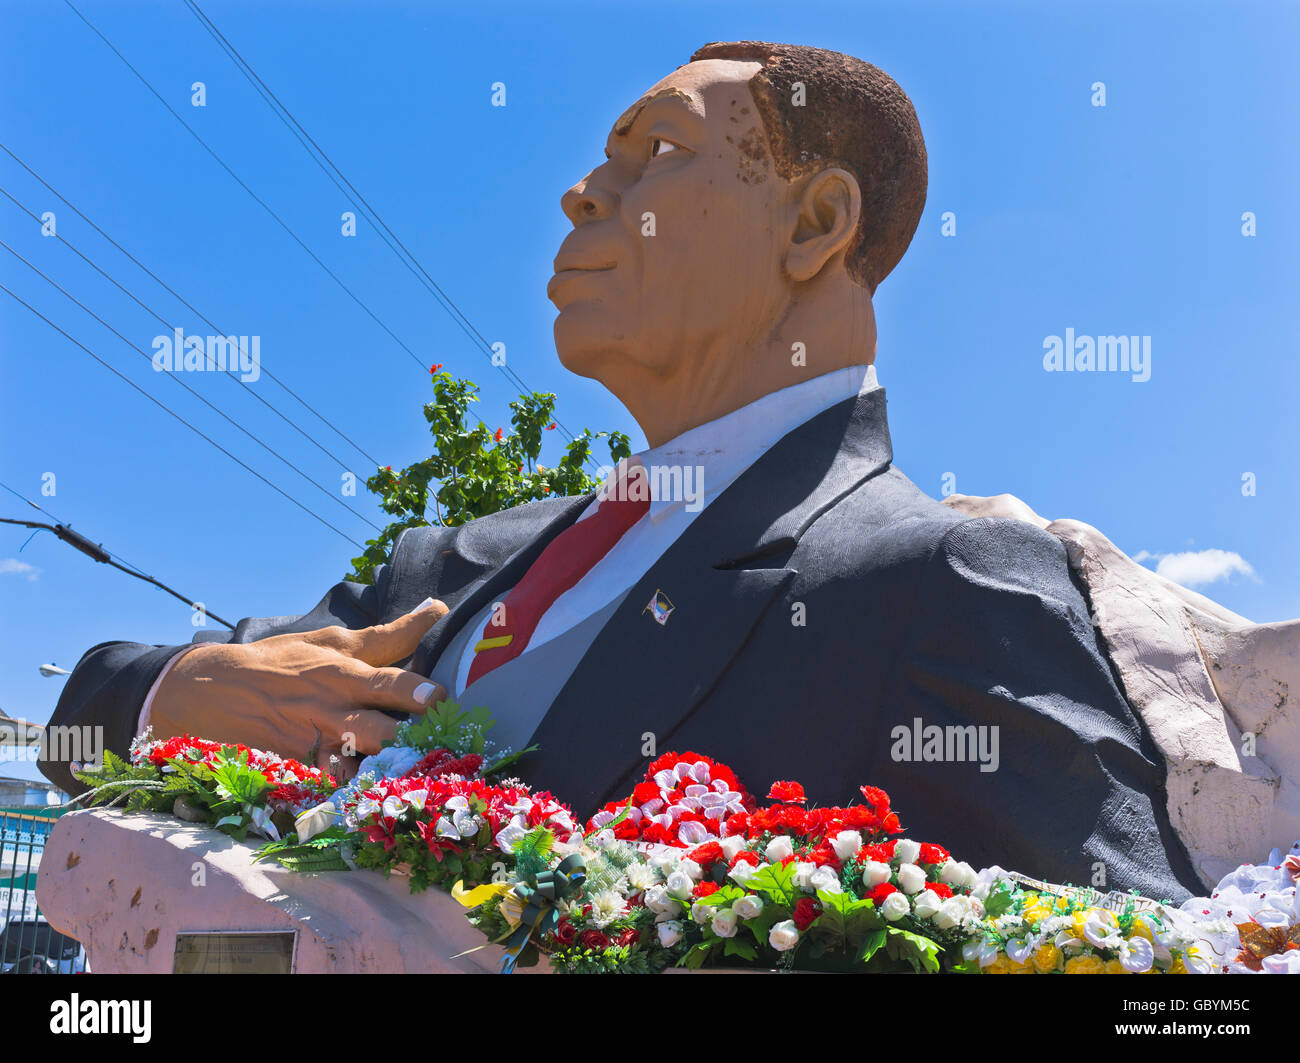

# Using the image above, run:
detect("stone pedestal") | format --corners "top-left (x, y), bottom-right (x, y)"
top-left (37, 808), bottom-right (544, 974)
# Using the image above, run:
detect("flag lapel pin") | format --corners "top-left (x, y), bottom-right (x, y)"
top-left (644, 589), bottom-right (675, 626)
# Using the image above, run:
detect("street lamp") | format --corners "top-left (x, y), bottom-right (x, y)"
top-left (38, 663), bottom-right (70, 677)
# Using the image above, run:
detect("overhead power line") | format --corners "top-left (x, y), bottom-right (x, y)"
top-left (0, 235), bottom-right (385, 537)
top-left (0, 279), bottom-right (368, 550)
top-left (0, 481), bottom-right (235, 628)
top-left (181, 0), bottom-right (589, 456)
top-left (0, 140), bottom-right (382, 471)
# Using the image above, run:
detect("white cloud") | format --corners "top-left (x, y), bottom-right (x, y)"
top-left (1136, 548), bottom-right (1256, 589)
top-left (0, 558), bottom-right (40, 581)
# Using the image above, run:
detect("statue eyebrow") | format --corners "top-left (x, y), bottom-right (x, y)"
top-left (611, 87), bottom-right (699, 139)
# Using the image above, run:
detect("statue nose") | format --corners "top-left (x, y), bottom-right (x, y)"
top-left (561, 177), bottom-right (617, 225)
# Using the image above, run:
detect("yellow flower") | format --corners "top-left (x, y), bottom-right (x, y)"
top-left (1032, 943), bottom-right (1063, 973)
top-left (1006, 959), bottom-right (1035, 974)
top-left (1104, 958), bottom-right (1130, 974)
top-left (1168, 956), bottom-right (1187, 974)
top-left (1064, 954), bottom-right (1106, 974)
top-left (1128, 921), bottom-right (1154, 942)
top-left (984, 952), bottom-right (1014, 974)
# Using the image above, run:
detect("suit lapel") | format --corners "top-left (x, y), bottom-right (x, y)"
top-left (411, 493), bottom-right (592, 676)
top-left (525, 386), bottom-right (895, 812)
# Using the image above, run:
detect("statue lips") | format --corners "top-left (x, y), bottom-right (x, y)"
top-left (548, 256), bottom-right (615, 306)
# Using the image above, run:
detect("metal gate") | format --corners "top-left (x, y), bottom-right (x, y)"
top-left (1, 807), bottom-right (84, 973)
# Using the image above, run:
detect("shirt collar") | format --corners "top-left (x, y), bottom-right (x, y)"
top-left (620, 364), bottom-right (879, 523)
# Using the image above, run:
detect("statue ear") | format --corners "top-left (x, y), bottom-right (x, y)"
top-left (784, 167), bottom-right (862, 283)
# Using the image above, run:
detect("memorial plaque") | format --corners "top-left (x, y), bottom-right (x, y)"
top-left (173, 931), bottom-right (297, 974)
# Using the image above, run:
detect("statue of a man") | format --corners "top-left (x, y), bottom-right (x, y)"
top-left (42, 42), bottom-right (1205, 902)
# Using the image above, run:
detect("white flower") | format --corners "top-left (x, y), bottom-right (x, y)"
top-left (711, 909), bottom-right (740, 938)
top-left (881, 892), bottom-right (911, 921)
top-left (1005, 931), bottom-right (1042, 965)
top-left (678, 858), bottom-right (704, 881)
top-left (666, 871), bottom-right (694, 901)
top-left (792, 861), bottom-right (819, 891)
top-left (691, 901), bottom-right (713, 925)
top-left (1117, 934), bottom-right (1155, 973)
top-left (896, 862), bottom-right (927, 894)
top-left (769, 920), bottom-right (800, 952)
top-left (765, 836), bottom-right (794, 863)
top-left (657, 920), bottom-right (684, 948)
top-left (912, 889), bottom-right (943, 920)
top-left (587, 890), bottom-right (629, 929)
top-left (352, 797), bottom-right (380, 822)
top-left (862, 860), bottom-right (892, 888)
top-left (933, 897), bottom-right (966, 930)
top-left (381, 795), bottom-right (408, 820)
top-left (294, 802), bottom-right (337, 843)
top-left (1083, 910), bottom-right (1122, 949)
top-left (730, 861), bottom-right (761, 887)
top-left (939, 860), bottom-right (964, 887)
top-left (720, 835), bottom-right (747, 861)
top-left (643, 885), bottom-right (681, 917)
top-left (403, 789), bottom-right (429, 812)
top-left (895, 839), bottom-right (921, 864)
top-left (734, 894), bottom-right (764, 920)
top-left (625, 862), bottom-right (658, 891)
top-left (831, 830), bottom-right (863, 862)
top-left (809, 866), bottom-right (843, 895)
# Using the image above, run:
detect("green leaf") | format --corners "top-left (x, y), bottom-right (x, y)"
top-left (723, 937), bottom-right (757, 961)
top-left (743, 862), bottom-right (799, 908)
top-left (883, 926), bottom-right (942, 974)
top-left (857, 928), bottom-right (887, 965)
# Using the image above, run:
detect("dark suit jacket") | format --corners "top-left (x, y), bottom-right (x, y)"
top-left (42, 387), bottom-right (1205, 901)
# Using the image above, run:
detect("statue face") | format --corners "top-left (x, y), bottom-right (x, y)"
top-left (550, 58), bottom-right (788, 391)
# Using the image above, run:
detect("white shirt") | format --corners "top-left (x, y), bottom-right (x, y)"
top-left (139, 364), bottom-right (879, 732)
top-left (453, 364), bottom-right (878, 694)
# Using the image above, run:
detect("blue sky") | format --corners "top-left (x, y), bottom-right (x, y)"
top-left (2, 0), bottom-right (1296, 784)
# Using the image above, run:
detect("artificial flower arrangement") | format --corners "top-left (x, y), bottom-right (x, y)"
top-left (73, 701), bottom-right (1297, 974)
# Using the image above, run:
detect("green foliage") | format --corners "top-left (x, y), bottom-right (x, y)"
top-left (253, 826), bottom-right (353, 872)
top-left (395, 700), bottom-right (495, 754)
top-left (347, 369), bottom-right (631, 583)
top-left (883, 925), bottom-right (943, 974)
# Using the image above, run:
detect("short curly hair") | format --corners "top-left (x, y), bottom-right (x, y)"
top-left (690, 41), bottom-right (927, 294)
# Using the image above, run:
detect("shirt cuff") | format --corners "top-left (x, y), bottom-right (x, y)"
top-left (136, 645), bottom-right (203, 739)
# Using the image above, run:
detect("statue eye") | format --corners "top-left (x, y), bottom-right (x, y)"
top-left (650, 137), bottom-right (679, 158)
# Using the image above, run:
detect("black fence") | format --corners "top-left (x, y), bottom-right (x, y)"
top-left (1, 807), bottom-right (84, 973)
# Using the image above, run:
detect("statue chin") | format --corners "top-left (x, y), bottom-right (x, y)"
top-left (553, 309), bottom-right (627, 384)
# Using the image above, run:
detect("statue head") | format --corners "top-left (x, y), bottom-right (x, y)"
top-left (550, 42), bottom-right (927, 446)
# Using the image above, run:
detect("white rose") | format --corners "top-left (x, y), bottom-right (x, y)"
top-left (678, 858), bottom-right (703, 880)
top-left (896, 862), bottom-right (927, 894)
top-left (810, 866), bottom-right (843, 895)
top-left (644, 885), bottom-right (681, 916)
top-left (730, 861), bottom-right (761, 886)
top-left (861, 860), bottom-right (893, 888)
top-left (830, 830), bottom-right (863, 863)
top-left (939, 860), bottom-right (964, 887)
top-left (691, 901), bottom-right (713, 925)
top-left (792, 861), bottom-right (819, 891)
top-left (666, 871), bottom-right (694, 900)
top-left (956, 862), bottom-right (979, 889)
top-left (720, 835), bottom-right (747, 861)
top-left (711, 909), bottom-right (740, 938)
top-left (734, 894), bottom-right (764, 920)
top-left (768, 919), bottom-right (800, 952)
top-left (765, 836), bottom-right (794, 863)
top-left (294, 802), bottom-right (337, 843)
top-left (912, 888), bottom-right (943, 920)
top-left (895, 839), bottom-right (921, 864)
top-left (934, 897), bottom-right (966, 930)
top-left (656, 920), bottom-right (684, 948)
top-left (881, 891), bottom-right (911, 921)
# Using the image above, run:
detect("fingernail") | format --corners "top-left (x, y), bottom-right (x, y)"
top-left (412, 682), bottom-right (438, 706)
top-left (409, 597), bottom-right (436, 614)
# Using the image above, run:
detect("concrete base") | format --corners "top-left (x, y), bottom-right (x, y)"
top-left (37, 808), bottom-right (544, 973)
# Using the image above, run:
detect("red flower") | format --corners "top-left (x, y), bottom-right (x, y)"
top-left (919, 843), bottom-right (949, 865)
top-left (688, 841), bottom-right (724, 868)
top-left (546, 422), bottom-right (557, 430)
top-left (767, 780), bottom-right (806, 805)
top-left (792, 897), bottom-right (821, 931)
top-left (614, 927), bottom-right (640, 948)
top-left (578, 929), bottom-right (611, 951)
top-left (807, 840), bottom-right (842, 870)
top-left (693, 881), bottom-right (720, 899)
top-left (429, 363), bottom-right (443, 373)
top-left (385, 465), bottom-right (392, 472)
top-left (869, 882), bottom-right (898, 904)
top-left (553, 919), bottom-right (577, 947)
top-left (730, 850), bottom-right (760, 869)
top-left (930, 882), bottom-right (954, 900)
top-left (494, 427), bottom-right (505, 442)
